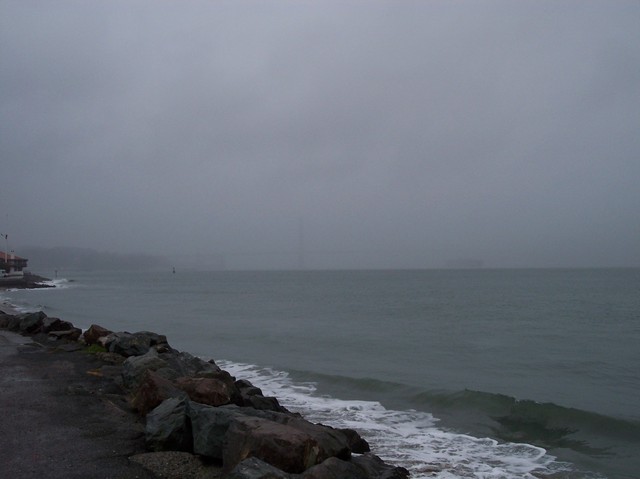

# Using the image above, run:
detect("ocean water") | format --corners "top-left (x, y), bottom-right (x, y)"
top-left (2, 268), bottom-right (639, 478)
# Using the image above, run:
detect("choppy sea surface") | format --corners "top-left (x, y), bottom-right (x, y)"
top-left (3, 268), bottom-right (639, 478)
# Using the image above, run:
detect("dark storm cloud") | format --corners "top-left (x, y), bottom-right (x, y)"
top-left (1, 1), bottom-right (639, 269)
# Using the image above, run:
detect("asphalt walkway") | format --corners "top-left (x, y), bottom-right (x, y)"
top-left (0, 330), bottom-right (157, 479)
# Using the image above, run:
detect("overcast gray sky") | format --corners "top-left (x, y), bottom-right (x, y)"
top-left (1, 0), bottom-right (639, 269)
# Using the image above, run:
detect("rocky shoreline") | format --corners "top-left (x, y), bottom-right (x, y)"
top-left (0, 272), bottom-right (55, 290)
top-left (0, 309), bottom-right (410, 479)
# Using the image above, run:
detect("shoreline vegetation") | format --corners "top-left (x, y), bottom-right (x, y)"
top-left (0, 307), bottom-right (411, 479)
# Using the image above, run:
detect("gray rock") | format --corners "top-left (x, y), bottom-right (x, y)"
top-left (160, 350), bottom-right (222, 378)
top-left (122, 349), bottom-right (170, 389)
top-left (264, 413), bottom-right (353, 458)
top-left (16, 311), bottom-right (46, 334)
top-left (226, 457), bottom-right (292, 479)
top-left (189, 403), bottom-right (241, 459)
top-left (302, 454), bottom-right (409, 479)
top-left (137, 330), bottom-right (169, 347)
top-left (236, 379), bottom-right (263, 396)
top-left (339, 428), bottom-right (370, 454)
top-left (241, 394), bottom-right (289, 413)
top-left (351, 454), bottom-right (410, 479)
top-left (223, 415), bottom-right (351, 474)
top-left (5, 314), bottom-right (22, 331)
top-left (41, 317), bottom-right (70, 333)
top-left (302, 456), bottom-right (367, 479)
top-left (236, 379), bottom-right (289, 412)
top-left (105, 331), bottom-right (154, 357)
top-left (145, 397), bottom-right (193, 453)
top-left (187, 404), bottom-right (298, 461)
top-left (153, 366), bottom-right (182, 382)
top-left (48, 328), bottom-right (82, 341)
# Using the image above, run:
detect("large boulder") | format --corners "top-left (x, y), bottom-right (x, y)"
top-left (302, 456), bottom-right (367, 479)
top-left (131, 370), bottom-right (187, 416)
top-left (189, 403), bottom-right (241, 459)
top-left (241, 394), bottom-right (289, 413)
top-left (188, 404), bottom-right (297, 461)
top-left (146, 399), bottom-right (300, 461)
top-left (0, 311), bottom-right (80, 340)
top-left (236, 379), bottom-right (289, 413)
top-left (339, 428), bottom-right (370, 454)
top-left (48, 328), bottom-right (82, 341)
top-left (226, 457), bottom-right (292, 479)
top-left (235, 379), bottom-right (263, 397)
top-left (160, 350), bottom-right (222, 378)
top-left (302, 454), bottom-right (409, 479)
top-left (175, 376), bottom-right (235, 407)
top-left (16, 311), bottom-right (46, 334)
top-left (104, 330), bottom-right (168, 357)
top-left (187, 403), bottom-right (354, 470)
top-left (137, 330), bottom-right (169, 347)
top-left (104, 332), bottom-right (151, 357)
top-left (4, 314), bottom-right (22, 331)
top-left (145, 397), bottom-right (193, 452)
top-left (350, 454), bottom-right (410, 479)
top-left (121, 349), bottom-right (170, 389)
top-left (41, 317), bottom-right (75, 333)
top-left (82, 324), bottom-right (113, 345)
top-left (223, 415), bottom-right (351, 474)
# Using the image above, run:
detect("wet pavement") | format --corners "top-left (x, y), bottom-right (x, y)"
top-left (0, 330), bottom-right (157, 479)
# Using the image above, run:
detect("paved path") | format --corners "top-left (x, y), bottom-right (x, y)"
top-left (0, 330), bottom-right (157, 479)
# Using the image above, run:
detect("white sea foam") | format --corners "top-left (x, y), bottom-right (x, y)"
top-left (0, 295), bottom-right (38, 313)
top-left (2, 278), bottom-right (74, 313)
top-left (217, 360), bottom-right (589, 479)
top-left (38, 278), bottom-right (73, 289)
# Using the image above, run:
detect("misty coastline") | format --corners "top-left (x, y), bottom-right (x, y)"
top-left (19, 247), bottom-right (170, 272)
top-left (0, 308), bottom-right (409, 479)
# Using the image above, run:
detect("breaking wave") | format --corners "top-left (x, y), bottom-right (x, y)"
top-left (410, 389), bottom-right (640, 449)
top-left (216, 360), bottom-right (608, 479)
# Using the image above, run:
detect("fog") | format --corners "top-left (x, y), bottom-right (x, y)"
top-left (1, 1), bottom-right (639, 270)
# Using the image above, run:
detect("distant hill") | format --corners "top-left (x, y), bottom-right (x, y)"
top-left (21, 247), bottom-right (170, 271)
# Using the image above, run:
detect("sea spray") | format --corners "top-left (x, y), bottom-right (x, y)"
top-left (217, 360), bottom-right (601, 479)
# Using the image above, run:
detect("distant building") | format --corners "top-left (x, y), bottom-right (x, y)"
top-left (0, 251), bottom-right (28, 275)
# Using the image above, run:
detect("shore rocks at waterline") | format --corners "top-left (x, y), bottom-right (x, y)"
top-left (0, 310), bottom-right (82, 339)
top-left (0, 310), bottom-right (409, 479)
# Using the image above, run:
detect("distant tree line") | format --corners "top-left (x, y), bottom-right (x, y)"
top-left (21, 247), bottom-right (170, 272)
